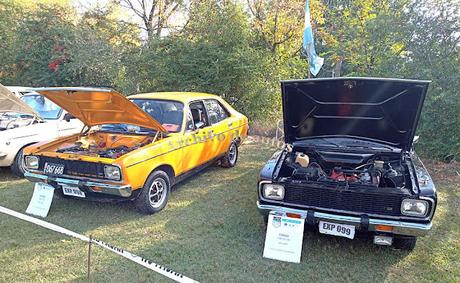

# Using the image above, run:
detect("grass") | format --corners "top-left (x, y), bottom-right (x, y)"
top-left (0, 142), bottom-right (459, 282)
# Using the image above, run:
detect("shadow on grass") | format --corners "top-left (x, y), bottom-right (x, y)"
top-left (0, 167), bottom-right (21, 181)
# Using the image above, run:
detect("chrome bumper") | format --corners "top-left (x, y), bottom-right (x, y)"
top-left (257, 202), bottom-right (431, 237)
top-left (24, 172), bottom-right (132, 197)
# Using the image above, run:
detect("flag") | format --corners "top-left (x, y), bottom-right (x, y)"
top-left (302, 0), bottom-right (324, 76)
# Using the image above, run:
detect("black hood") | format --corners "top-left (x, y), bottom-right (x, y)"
top-left (281, 77), bottom-right (430, 151)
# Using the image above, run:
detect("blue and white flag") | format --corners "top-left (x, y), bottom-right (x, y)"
top-left (302, 0), bottom-right (324, 76)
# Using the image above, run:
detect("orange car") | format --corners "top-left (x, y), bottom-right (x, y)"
top-left (23, 88), bottom-right (248, 214)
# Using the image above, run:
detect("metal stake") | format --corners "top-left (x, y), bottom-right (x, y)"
top-left (87, 235), bottom-right (92, 282)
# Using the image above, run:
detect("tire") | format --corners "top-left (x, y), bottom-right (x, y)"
top-left (11, 149), bottom-right (25, 177)
top-left (134, 170), bottom-right (170, 214)
top-left (393, 236), bottom-right (417, 251)
top-left (220, 141), bottom-right (238, 168)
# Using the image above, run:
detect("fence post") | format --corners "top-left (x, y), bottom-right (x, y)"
top-left (87, 235), bottom-right (92, 282)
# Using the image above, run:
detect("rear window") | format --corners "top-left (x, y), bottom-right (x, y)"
top-left (204, 99), bottom-right (229, 124)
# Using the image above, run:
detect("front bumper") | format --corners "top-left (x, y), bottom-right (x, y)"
top-left (0, 151), bottom-right (14, 167)
top-left (257, 202), bottom-right (432, 237)
top-left (24, 172), bottom-right (132, 198)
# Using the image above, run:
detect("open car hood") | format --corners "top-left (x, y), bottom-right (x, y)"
top-left (34, 87), bottom-right (167, 132)
top-left (281, 77), bottom-right (430, 151)
top-left (0, 83), bottom-right (39, 117)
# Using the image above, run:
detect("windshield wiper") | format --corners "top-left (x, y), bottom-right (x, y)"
top-left (298, 138), bottom-right (342, 147)
top-left (343, 141), bottom-right (394, 151)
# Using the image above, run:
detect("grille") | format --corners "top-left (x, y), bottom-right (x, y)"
top-left (284, 184), bottom-right (405, 216)
top-left (38, 156), bottom-right (106, 179)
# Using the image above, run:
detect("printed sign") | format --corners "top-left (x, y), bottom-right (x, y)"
top-left (26, 182), bottom-right (55, 218)
top-left (263, 211), bottom-right (305, 263)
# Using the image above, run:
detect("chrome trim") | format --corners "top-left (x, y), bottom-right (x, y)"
top-left (257, 181), bottom-right (433, 222)
top-left (420, 196), bottom-right (436, 219)
top-left (33, 87), bottom-right (112, 93)
top-left (257, 202), bottom-right (432, 237)
top-left (24, 172), bottom-right (132, 197)
top-left (27, 165), bottom-right (124, 184)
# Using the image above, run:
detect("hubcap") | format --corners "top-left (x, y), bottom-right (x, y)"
top-left (228, 143), bottom-right (237, 164)
top-left (148, 178), bottom-right (167, 208)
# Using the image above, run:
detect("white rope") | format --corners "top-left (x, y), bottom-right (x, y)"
top-left (0, 205), bottom-right (199, 283)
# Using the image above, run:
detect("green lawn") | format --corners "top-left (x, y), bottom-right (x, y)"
top-left (0, 142), bottom-right (459, 282)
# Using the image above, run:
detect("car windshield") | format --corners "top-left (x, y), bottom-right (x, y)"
top-left (130, 99), bottom-right (184, 133)
top-left (21, 94), bottom-right (62, 119)
top-left (98, 123), bottom-right (158, 135)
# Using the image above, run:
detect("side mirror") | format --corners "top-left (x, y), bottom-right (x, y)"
top-left (413, 135), bottom-right (420, 145)
top-left (195, 121), bottom-right (205, 130)
top-left (64, 113), bottom-right (75, 122)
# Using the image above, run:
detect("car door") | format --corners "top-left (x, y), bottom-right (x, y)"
top-left (181, 100), bottom-right (215, 172)
top-left (203, 99), bottom-right (233, 157)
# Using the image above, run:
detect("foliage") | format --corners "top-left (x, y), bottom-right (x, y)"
top-left (401, 0), bottom-right (460, 160)
top-left (132, 0), bottom-right (277, 119)
top-left (0, 0), bottom-right (458, 159)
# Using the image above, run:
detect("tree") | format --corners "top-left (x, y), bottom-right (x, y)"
top-left (117, 0), bottom-right (184, 38)
top-left (401, 0), bottom-right (460, 160)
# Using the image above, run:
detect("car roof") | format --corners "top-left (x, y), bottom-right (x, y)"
top-left (127, 92), bottom-right (220, 103)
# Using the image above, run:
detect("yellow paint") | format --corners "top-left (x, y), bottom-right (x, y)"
top-left (24, 92), bottom-right (249, 192)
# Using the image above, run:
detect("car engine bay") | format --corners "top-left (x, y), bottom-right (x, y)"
top-left (277, 147), bottom-right (411, 191)
top-left (55, 132), bottom-right (154, 159)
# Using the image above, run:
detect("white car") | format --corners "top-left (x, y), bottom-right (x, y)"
top-left (0, 84), bottom-right (83, 176)
top-left (5, 86), bottom-right (34, 97)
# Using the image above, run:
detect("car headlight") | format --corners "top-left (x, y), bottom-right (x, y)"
top-left (24, 155), bottom-right (39, 169)
top-left (401, 199), bottom-right (429, 217)
top-left (104, 165), bottom-right (121, 181)
top-left (262, 183), bottom-right (285, 200)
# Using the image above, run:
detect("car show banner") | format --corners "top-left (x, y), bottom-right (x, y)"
top-left (263, 211), bottom-right (305, 263)
top-left (0, 205), bottom-right (199, 283)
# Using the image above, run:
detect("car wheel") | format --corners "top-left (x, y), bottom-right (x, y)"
top-left (393, 236), bottom-right (417, 251)
top-left (220, 141), bottom-right (238, 168)
top-left (11, 149), bottom-right (25, 177)
top-left (134, 170), bottom-right (170, 214)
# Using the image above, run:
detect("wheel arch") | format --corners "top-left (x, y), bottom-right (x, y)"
top-left (150, 164), bottom-right (176, 185)
top-left (13, 142), bottom-right (38, 164)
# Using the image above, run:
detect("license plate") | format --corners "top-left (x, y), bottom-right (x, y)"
top-left (319, 221), bottom-right (355, 239)
top-left (44, 162), bottom-right (65, 175)
top-left (62, 185), bottom-right (86, 198)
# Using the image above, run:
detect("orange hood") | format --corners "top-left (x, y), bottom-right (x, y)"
top-left (34, 87), bottom-right (167, 132)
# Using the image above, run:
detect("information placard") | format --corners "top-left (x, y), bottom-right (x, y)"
top-left (263, 211), bottom-right (305, 263)
top-left (26, 182), bottom-right (55, 218)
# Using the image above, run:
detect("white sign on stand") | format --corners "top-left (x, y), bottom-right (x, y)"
top-left (26, 182), bottom-right (55, 218)
top-left (263, 211), bottom-right (305, 263)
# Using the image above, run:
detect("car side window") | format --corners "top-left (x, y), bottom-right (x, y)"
top-left (204, 99), bottom-right (229, 125)
top-left (185, 109), bottom-right (195, 131)
top-left (189, 101), bottom-right (210, 129)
